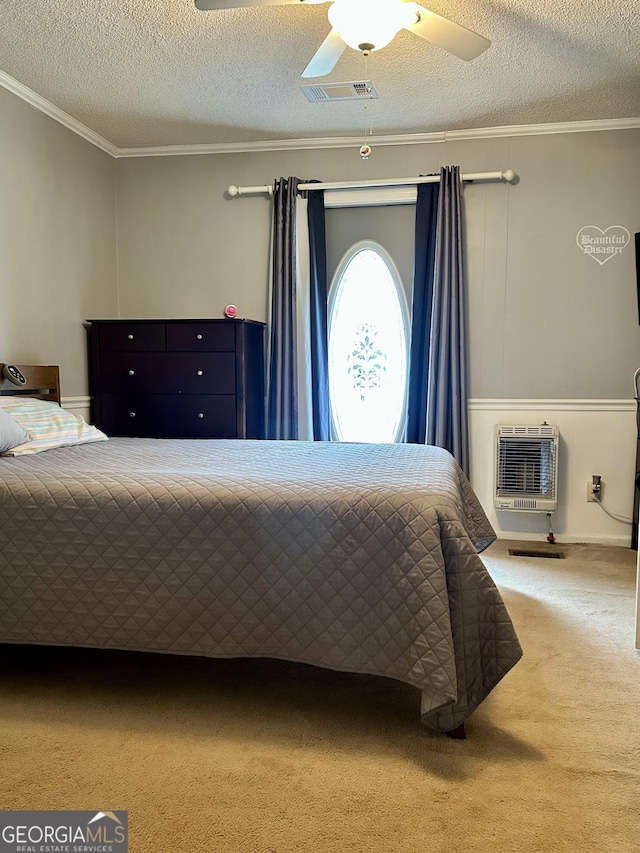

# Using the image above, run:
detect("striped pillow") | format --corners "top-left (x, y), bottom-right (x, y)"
top-left (0, 397), bottom-right (107, 456)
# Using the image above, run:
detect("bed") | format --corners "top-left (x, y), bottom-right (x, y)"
top-left (0, 365), bottom-right (522, 735)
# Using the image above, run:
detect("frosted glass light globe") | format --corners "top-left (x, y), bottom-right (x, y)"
top-left (328, 0), bottom-right (417, 52)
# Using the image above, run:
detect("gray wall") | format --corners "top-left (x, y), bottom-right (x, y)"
top-left (325, 205), bottom-right (416, 305)
top-left (115, 130), bottom-right (640, 400)
top-left (0, 87), bottom-right (117, 396)
top-left (474, 131), bottom-right (640, 399)
top-left (2, 90), bottom-right (638, 401)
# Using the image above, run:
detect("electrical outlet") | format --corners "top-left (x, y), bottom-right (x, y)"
top-left (587, 478), bottom-right (603, 502)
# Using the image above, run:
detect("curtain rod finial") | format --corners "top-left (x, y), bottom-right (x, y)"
top-left (503, 169), bottom-right (516, 183)
top-left (227, 185), bottom-right (240, 197)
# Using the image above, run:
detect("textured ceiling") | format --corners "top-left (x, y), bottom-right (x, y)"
top-left (0, 0), bottom-right (639, 149)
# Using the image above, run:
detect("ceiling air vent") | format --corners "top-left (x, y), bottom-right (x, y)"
top-left (300, 81), bottom-right (378, 103)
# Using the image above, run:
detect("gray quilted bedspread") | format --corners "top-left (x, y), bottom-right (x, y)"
top-left (0, 438), bottom-right (522, 732)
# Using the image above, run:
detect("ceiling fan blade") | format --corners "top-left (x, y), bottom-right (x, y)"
top-left (301, 29), bottom-right (347, 78)
top-left (404, 2), bottom-right (491, 61)
top-left (195, 0), bottom-right (311, 11)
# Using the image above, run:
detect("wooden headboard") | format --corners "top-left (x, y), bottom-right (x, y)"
top-left (0, 364), bottom-right (61, 405)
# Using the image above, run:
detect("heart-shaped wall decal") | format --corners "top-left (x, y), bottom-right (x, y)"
top-left (576, 225), bottom-right (630, 265)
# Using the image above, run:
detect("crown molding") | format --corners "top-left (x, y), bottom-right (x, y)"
top-left (445, 117), bottom-right (640, 141)
top-left (116, 118), bottom-right (640, 158)
top-left (114, 133), bottom-right (448, 158)
top-left (0, 70), bottom-right (118, 157)
top-left (1, 68), bottom-right (638, 159)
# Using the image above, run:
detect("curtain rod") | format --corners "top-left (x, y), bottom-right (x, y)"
top-left (227, 169), bottom-right (516, 197)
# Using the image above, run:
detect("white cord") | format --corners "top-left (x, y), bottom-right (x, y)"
top-left (594, 493), bottom-right (633, 525)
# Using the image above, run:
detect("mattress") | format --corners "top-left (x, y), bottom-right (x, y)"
top-left (0, 438), bottom-right (522, 732)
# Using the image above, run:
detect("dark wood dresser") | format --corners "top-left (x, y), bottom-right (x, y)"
top-left (87, 319), bottom-right (265, 439)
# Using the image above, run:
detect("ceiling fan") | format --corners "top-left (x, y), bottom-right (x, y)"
top-left (194, 0), bottom-right (491, 78)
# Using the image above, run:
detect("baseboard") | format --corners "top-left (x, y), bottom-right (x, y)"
top-left (494, 531), bottom-right (632, 548)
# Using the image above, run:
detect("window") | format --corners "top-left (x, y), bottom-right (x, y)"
top-left (328, 241), bottom-right (410, 443)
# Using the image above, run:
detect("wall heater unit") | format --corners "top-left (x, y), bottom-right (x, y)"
top-left (494, 424), bottom-right (559, 512)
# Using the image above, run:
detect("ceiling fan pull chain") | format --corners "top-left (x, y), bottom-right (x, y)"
top-left (360, 101), bottom-right (372, 159)
top-left (358, 50), bottom-right (374, 159)
top-left (366, 51), bottom-right (374, 137)
top-left (363, 50), bottom-right (369, 143)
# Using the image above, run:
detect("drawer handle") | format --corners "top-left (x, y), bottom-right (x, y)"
top-left (129, 412), bottom-right (136, 418)
top-left (128, 369), bottom-right (135, 376)
top-left (127, 334), bottom-right (134, 340)
top-left (197, 412), bottom-right (204, 419)
top-left (197, 370), bottom-right (203, 376)
top-left (196, 334), bottom-right (203, 340)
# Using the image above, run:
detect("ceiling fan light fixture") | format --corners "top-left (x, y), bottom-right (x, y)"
top-left (328, 0), bottom-right (416, 52)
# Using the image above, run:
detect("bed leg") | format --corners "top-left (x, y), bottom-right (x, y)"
top-left (446, 723), bottom-right (466, 740)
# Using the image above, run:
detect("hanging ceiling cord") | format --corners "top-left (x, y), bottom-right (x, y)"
top-left (366, 53), bottom-right (373, 138)
top-left (359, 51), bottom-right (373, 160)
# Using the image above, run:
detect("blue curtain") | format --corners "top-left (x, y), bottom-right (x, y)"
top-left (407, 181), bottom-right (439, 443)
top-left (267, 177), bottom-right (300, 439)
top-left (408, 166), bottom-right (469, 476)
top-left (266, 177), bottom-right (329, 440)
top-left (306, 188), bottom-right (331, 441)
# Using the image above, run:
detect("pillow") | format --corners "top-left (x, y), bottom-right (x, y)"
top-left (0, 405), bottom-right (30, 452)
top-left (0, 396), bottom-right (107, 456)
top-left (0, 396), bottom-right (41, 408)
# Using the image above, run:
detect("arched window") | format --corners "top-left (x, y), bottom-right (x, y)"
top-left (328, 241), bottom-right (410, 443)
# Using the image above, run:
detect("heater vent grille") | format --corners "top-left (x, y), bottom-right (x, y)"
top-left (494, 425), bottom-right (559, 512)
top-left (300, 81), bottom-right (378, 103)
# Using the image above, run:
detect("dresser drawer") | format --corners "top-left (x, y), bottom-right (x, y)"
top-left (100, 395), bottom-right (238, 438)
top-left (100, 352), bottom-right (236, 395)
top-left (160, 396), bottom-right (237, 438)
top-left (98, 323), bottom-right (166, 352)
top-left (99, 395), bottom-right (162, 437)
top-left (166, 322), bottom-right (236, 352)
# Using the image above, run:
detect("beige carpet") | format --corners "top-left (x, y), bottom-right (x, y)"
top-left (1, 539), bottom-right (638, 852)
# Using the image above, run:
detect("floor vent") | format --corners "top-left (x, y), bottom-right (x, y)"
top-left (300, 81), bottom-right (378, 103)
top-left (509, 549), bottom-right (565, 559)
